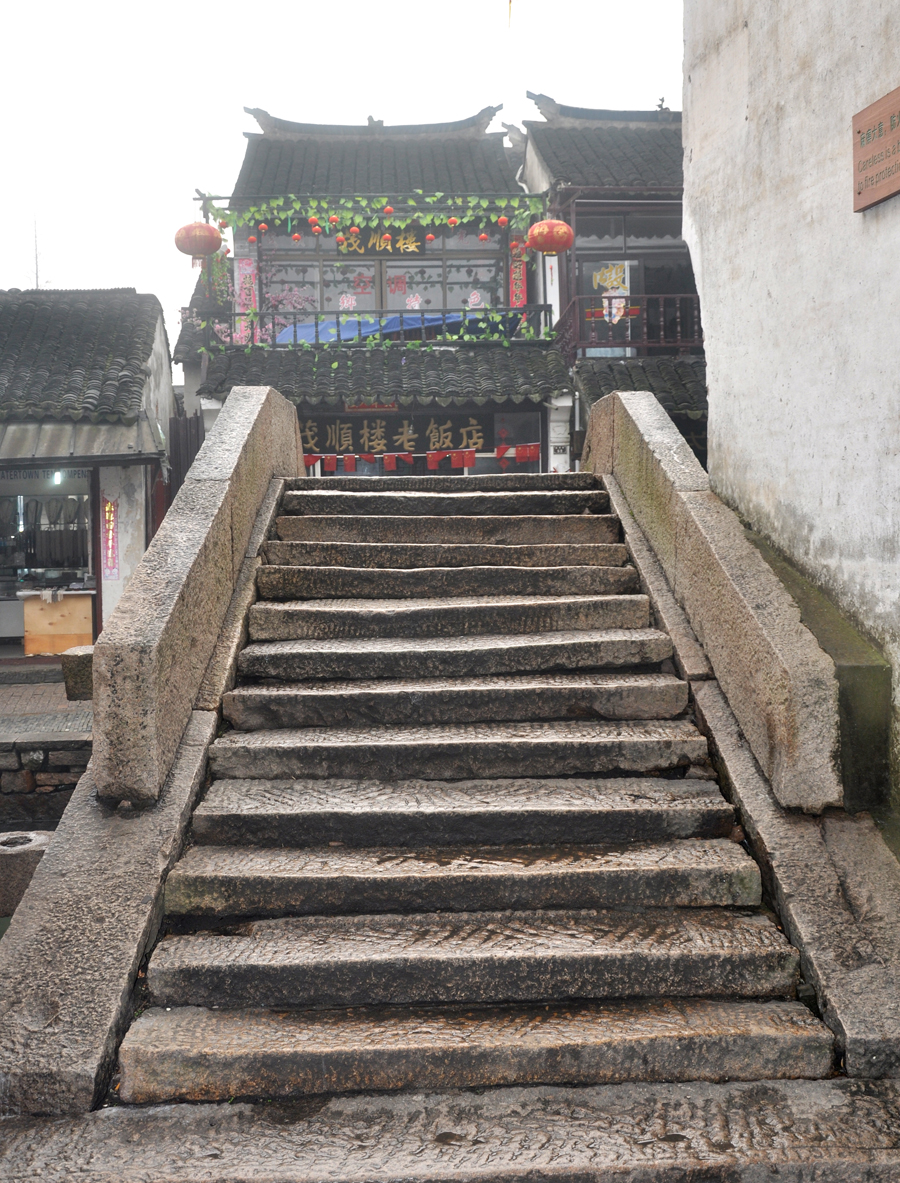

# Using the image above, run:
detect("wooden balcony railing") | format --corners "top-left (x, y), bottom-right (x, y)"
top-left (557, 294), bottom-right (703, 366)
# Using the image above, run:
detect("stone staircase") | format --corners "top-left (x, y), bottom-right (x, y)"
top-left (117, 472), bottom-right (833, 1106)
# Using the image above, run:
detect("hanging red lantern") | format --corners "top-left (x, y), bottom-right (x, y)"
top-left (382, 233), bottom-right (392, 243)
top-left (526, 219), bottom-right (574, 256)
top-left (497, 216), bottom-right (509, 228)
top-left (292, 233), bottom-right (302, 242)
top-left (349, 226), bottom-right (360, 235)
top-left (384, 205), bottom-right (394, 215)
top-left (312, 226), bottom-right (322, 235)
top-left (447, 217), bottom-right (459, 227)
top-left (248, 235), bottom-right (257, 244)
top-left (328, 215), bottom-right (339, 224)
top-left (218, 219), bottom-right (229, 229)
top-left (425, 233), bottom-right (436, 242)
top-left (308, 216), bottom-right (318, 226)
top-left (258, 223), bottom-right (269, 233)
top-left (174, 222), bottom-right (222, 262)
top-left (478, 233), bottom-right (489, 242)
top-left (335, 234), bottom-right (346, 244)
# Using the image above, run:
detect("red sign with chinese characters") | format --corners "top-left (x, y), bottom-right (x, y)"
top-left (102, 497), bottom-right (119, 580)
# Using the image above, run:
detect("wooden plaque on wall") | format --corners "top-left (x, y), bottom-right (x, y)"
top-left (854, 84), bottom-right (900, 211)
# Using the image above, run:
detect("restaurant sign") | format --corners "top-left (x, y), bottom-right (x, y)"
top-left (854, 83), bottom-right (900, 211)
top-left (337, 226), bottom-right (428, 256)
top-left (299, 412), bottom-right (494, 455)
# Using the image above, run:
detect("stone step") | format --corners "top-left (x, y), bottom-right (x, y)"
top-left (257, 563), bottom-right (641, 601)
top-left (22, 1078), bottom-right (899, 1178)
top-left (146, 907), bottom-right (799, 1009)
top-left (192, 776), bottom-right (736, 848)
top-left (276, 515), bottom-right (622, 545)
top-left (117, 998), bottom-right (833, 1104)
top-left (291, 472), bottom-right (600, 492)
top-left (208, 719), bottom-right (707, 782)
top-left (165, 838), bottom-right (760, 918)
top-left (262, 540), bottom-right (629, 569)
top-left (247, 594), bottom-right (650, 642)
top-left (281, 490), bottom-right (610, 517)
top-left (224, 671), bottom-right (688, 730)
top-left (238, 628), bottom-right (673, 682)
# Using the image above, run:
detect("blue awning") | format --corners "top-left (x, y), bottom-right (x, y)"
top-left (274, 311), bottom-right (521, 345)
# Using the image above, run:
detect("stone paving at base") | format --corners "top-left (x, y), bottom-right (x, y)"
top-left (0, 682), bottom-right (92, 737)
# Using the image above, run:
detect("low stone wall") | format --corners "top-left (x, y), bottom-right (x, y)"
top-left (0, 735), bottom-right (91, 831)
top-left (92, 387), bottom-right (302, 803)
top-left (584, 391), bottom-right (843, 813)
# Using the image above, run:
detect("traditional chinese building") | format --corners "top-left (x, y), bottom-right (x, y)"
top-left (520, 93), bottom-right (702, 365)
top-left (0, 289), bottom-right (177, 650)
top-left (175, 106), bottom-right (584, 475)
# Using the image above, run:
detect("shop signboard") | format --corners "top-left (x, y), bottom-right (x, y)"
top-left (854, 83), bottom-right (900, 211)
top-left (298, 412), bottom-right (494, 456)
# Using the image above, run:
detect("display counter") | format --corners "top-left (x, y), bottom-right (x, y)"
top-left (16, 590), bottom-right (95, 656)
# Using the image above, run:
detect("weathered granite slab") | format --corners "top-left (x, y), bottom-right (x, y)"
top-left (0, 831), bottom-right (51, 915)
top-left (693, 679), bottom-right (900, 1078)
top-left (0, 712), bottom-right (216, 1115)
top-left (291, 471), bottom-right (600, 491)
top-left (59, 646), bottom-right (93, 701)
top-left (282, 489), bottom-right (610, 517)
top-left (92, 388), bottom-right (301, 802)
top-left (263, 539), bottom-right (630, 569)
top-left (277, 513), bottom-right (621, 544)
top-left (5, 1079), bottom-right (900, 1180)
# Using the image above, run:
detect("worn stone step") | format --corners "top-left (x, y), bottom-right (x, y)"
top-left (17, 1078), bottom-right (899, 1179)
top-left (262, 540), bottom-right (629, 569)
top-left (208, 719), bottom-right (706, 781)
top-left (165, 838), bottom-right (760, 918)
top-left (118, 998), bottom-right (833, 1104)
top-left (146, 907), bottom-right (799, 1009)
top-left (224, 671), bottom-right (688, 730)
top-left (248, 594), bottom-right (650, 642)
top-left (192, 776), bottom-right (736, 848)
top-left (281, 490), bottom-right (610, 517)
top-left (291, 472), bottom-right (600, 492)
top-left (277, 515), bottom-right (622, 545)
top-left (238, 628), bottom-right (673, 682)
top-left (257, 563), bottom-right (641, 601)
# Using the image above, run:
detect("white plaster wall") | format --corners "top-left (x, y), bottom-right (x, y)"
top-left (143, 315), bottom-right (176, 442)
top-left (683, 1), bottom-right (900, 758)
top-left (99, 465), bottom-right (146, 624)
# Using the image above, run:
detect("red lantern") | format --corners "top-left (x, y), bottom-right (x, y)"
top-left (308, 216), bottom-right (318, 225)
top-left (382, 233), bottom-right (392, 243)
top-left (526, 219), bottom-right (574, 256)
top-left (292, 233), bottom-right (302, 242)
top-left (174, 222), bottom-right (222, 261)
top-left (447, 217), bottom-right (459, 227)
top-left (384, 205), bottom-right (394, 215)
top-left (248, 235), bottom-right (257, 244)
top-left (258, 223), bottom-right (269, 233)
top-left (223, 247), bottom-right (230, 255)
top-left (350, 226), bottom-right (360, 235)
top-left (498, 216), bottom-right (509, 227)
top-left (335, 234), bottom-right (346, 244)
top-left (218, 219), bottom-right (229, 229)
top-left (425, 233), bottom-right (435, 242)
top-left (328, 215), bottom-right (339, 224)
top-left (312, 226), bottom-right (322, 235)
top-left (478, 233), bottom-right (489, 242)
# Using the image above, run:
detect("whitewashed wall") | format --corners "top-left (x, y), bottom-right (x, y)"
top-left (98, 465), bottom-right (146, 623)
top-left (683, 1), bottom-right (900, 765)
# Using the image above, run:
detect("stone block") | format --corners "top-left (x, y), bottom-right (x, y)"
top-left (60, 645), bottom-right (93, 701)
top-left (48, 750), bottom-right (90, 768)
top-left (610, 392), bottom-right (709, 586)
top-left (91, 389), bottom-right (301, 804)
top-left (0, 751), bottom-right (20, 770)
top-left (1, 770), bottom-right (35, 795)
top-left (0, 711), bottom-right (216, 1115)
top-left (0, 789), bottom-right (72, 830)
top-left (581, 392), bottom-right (614, 472)
top-left (0, 831), bottom-right (51, 915)
top-left (19, 750), bottom-right (45, 772)
top-left (677, 492), bottom-right (842, 812)
top-left (34, 773), bottom-right (78, 786)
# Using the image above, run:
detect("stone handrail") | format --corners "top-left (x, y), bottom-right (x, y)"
top-left (583, 390), bottom-right (843, 813)
top-left (91, 386), bottom-right (302, 802)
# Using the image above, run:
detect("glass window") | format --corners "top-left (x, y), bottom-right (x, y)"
top-left (443, 225), bottom-right (501, 251)
top-left (322, 261), bottom-right (377, 311)
top-left (384, 263), bottom-right (443, 311)
top-left (625, 214), bottom-right (684, 251)
top-left (264, 262), bottom-right (319, 313)
top-left (446, 260), bottom-right (503, 309)
top-left (575, 216), bottom-right (625, 251)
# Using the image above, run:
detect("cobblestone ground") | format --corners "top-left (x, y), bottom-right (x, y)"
top-left (0, 682), bottom-right (92, 735)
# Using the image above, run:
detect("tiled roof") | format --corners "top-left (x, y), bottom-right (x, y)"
top-left (198, 344), bottom-right (573, 409)
top-left (526, 92), bottom-right (682, 128)
top-left (526, 124), bottom-right (683, 192)
top-left (233, 107), bottom-right (519, 199)
top-left (574, 357), bottom-right (707, 420)
top-left (0, 290), bottom-right (163, 424)
top-left (173, 268), bottom-right (233, 365)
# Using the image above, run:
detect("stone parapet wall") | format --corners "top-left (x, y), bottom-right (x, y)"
top-left (584, 391), bottom-right (843, 813)
top-left (92, 387), bottom-right (302, 804)
top-left (0, 735), bottom-right (92, 831)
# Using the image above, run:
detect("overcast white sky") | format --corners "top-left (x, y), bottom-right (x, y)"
top-left (2, 0), bottom-right (683, 372)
